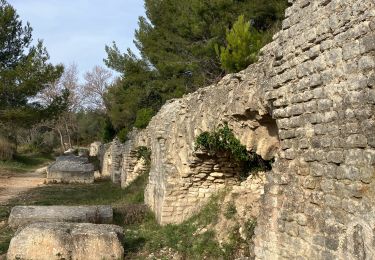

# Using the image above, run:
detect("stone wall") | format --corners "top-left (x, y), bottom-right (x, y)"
top-left (100, 139), bottom-right (123, 182)
top-left (143, 68), bottom-right (280, 224)
top-left (253, 0), bottom-right (375, 259)
top-left (99, 0), bottom-right (374, 257)
top-left (120, 129), bottom-right (149, 188)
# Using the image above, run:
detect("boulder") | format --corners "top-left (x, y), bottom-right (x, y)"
top-left (8, 205), bottom-right (113, 229)
top-left (7, 222), bottom-right (124, 260)
top-left (47, 155), bottom-right (95, 183)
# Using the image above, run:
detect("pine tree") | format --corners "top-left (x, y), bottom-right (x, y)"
top-left (104, 0), bottom-right (288, 133)
top-left (0, 0), bottom-right (65, 128)
top-left (217, 15), bottom-right (262, 73)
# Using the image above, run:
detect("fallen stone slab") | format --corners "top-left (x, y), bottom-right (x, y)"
top-left (47, 155), bottom-right (95, 183)
top-left (8, 205), bottom-right (113, 229)
top-left (7, 222), bottom-right (124, 260)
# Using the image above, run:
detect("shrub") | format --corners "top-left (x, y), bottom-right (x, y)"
top-left (244, 218), bottom-right (257, 239)
top-left (117, 128), bottom-right (129, 143)
top-left (134, 108), bottom-right (154, 129)
top-left (114, 204), bottom-right (148, 225)
top-left (195, 123), bottom-right (272, 177)
top-left (136, 146), bottom-right (151, 166)
top-left (224, 202), bottom-right (237, 219)
top-left (102, 117), bottom-right (116, 142)
top-left (0, 137), bottom-right (15, 161)
top-left (216, 15), bottom-right (262, 73)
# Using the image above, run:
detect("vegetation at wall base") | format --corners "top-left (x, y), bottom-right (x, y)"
top-left (195, 123), bottom-right (273, 177)
top-left (0, 168), bottom-right (255, 258)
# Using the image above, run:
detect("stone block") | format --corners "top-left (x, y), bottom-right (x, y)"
top-left (359, 33), bottom-right (375, 53)
top-left (7, 223), bottom-right (124, 260)
top-left (337, 165), bottom-right (360, 181)
top-left (303, 177), bottom-right (318, 189)
top-left (325, 194), bottom-right (341, 208)
top-left (346, 134), bottom-right (367, 148)
top-left (47, 156), bottom-right (95, 184)
top-left (8, 205), bottom-right (113, 229)
top-left (358, 56), bottom-right (375, 70)
top-left (327, 150), bottom-right (344, 164)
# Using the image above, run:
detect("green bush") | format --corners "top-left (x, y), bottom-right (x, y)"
top-left (117, 128), bottom-right (129, 143)
top-left (195, 123), bottom-right (272, 176)
top-left (102, 118), bottom-right (116, 142)
top-left (0, 137), bottom-right (15, 161)
top-left (216, 15), bottom-right (262, 73)
top-left (136, 146), bottom-right (151, 166)
top-left (134, 108), bottom-right (154, 129)
top-left (244, 218), bottom-right (257, 239)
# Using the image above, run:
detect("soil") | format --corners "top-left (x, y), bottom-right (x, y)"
top-left (0, 171), bottom-right (45, 205)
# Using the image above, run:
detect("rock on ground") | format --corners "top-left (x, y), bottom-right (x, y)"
top-left (7, 222), bottom-right (124, 260)
top-left (8, 205), bottom-right (113, 229)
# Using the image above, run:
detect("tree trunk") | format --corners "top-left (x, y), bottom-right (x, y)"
top-left (57, 129), bottom-right (66, 152)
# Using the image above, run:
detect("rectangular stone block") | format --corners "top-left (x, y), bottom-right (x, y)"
top-left (47, 156), bottom-right (95, 184)
top-left (8, 205), bottom-right (113, 229)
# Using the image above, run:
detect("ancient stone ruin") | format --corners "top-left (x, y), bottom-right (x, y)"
top-left (7, 223), bottom-right (124, 260)
top-left (98, 0), bottom-right (375, 258)
top-left (46, 155), bottom-right (95, 184)
top-left (8, 205), bottom-right (113, 229)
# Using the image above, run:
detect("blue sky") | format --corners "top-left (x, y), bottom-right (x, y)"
top-left (8, 0), bottom-right (145, 81)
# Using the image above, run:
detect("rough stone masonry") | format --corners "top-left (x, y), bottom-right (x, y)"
top-left (100, 0), bottom-right (374, 258)
top-left (253, 0), bottom-right (375, 259)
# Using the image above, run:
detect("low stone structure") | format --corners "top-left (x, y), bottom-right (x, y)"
top-left (8, 205), bottom-right (113, 229)
top-left (89, 141), bottom-right (103, 157)
top-left (100, 138), bottom-right (123, 182)
top-left (7, 222), bottom-right (124, 260)
top-left (46, 155), bottom-right (95, 184)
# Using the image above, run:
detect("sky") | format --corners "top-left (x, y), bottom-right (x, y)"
top-left (8, 0), bottom-right (146, 81)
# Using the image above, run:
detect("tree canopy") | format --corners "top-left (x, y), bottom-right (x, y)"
top-left (0, 0), bottom-right (66, 128)
top-left (104, 0), bottom-right (288, 135)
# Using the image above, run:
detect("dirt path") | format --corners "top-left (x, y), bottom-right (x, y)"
top-left (0, 172), bottom-right (45, 205)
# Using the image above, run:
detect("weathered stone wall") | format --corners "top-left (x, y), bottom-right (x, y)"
top-left (143, 68), bottom-right (280, 224)
top-left (89, 141), bottom-right (102, 157)
top-left (100, 138), bottom-right (123, 182)
top-left (102, 0), bottom-right (374, 257)
top-left (120, 129), bottom-right (149, 188)
top-left (254, 0), bottom-right (375, 259)
top-left (100, 143), bottom-right (112, 178)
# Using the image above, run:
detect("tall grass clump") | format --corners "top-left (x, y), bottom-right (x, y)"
top-left (0, 137), bottom-right (15, 161)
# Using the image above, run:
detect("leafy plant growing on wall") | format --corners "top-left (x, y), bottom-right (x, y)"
top-left (136, 146), bottom-right (151, 167)
top-left (195, 123), bottom-right (272, 176)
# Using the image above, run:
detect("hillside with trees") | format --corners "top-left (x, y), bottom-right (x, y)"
top-left (0, 0), bottom-right (288, 157)
top-left (104, 0), bottom-right (288, 140)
